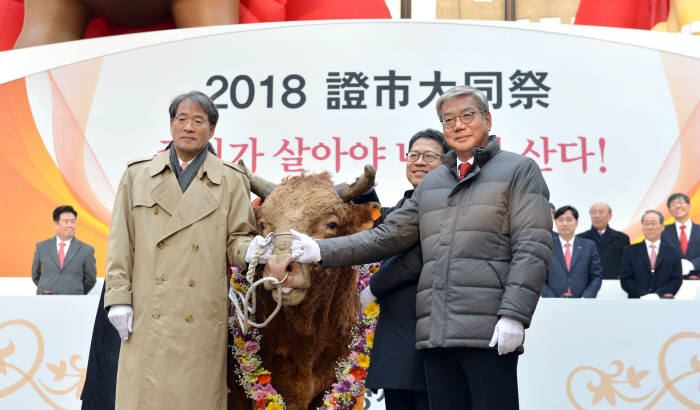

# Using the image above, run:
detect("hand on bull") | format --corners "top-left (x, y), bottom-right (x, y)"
top-left (488, 317), bottom-right (524, 355)
top-left (290, 229), bottom-right (321, 263)
top-left (108, 304), bottom-right (133, 341)
top-left (245, 235), bottom-right (274, 264)
top-left (359, 286), bottom-right (377, 308)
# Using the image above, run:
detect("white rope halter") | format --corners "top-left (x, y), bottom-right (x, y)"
top-left (229, 232), bottom-right (292, 335)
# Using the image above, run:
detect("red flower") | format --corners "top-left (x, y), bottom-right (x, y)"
top-left (257, 372), bottom-right (272, 385)
top-left (254, 398), bottom-right (266, 409)
top-left (349, 366), bottom-right (367, 380)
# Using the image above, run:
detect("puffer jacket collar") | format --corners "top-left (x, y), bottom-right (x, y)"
top-left (442, 135), bottom-right (501, 180)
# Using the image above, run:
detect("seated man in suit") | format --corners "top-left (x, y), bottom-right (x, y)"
top-left (577, 202), bottom-right (630, 279)
top-left (662, 193), bottom-right (700, 279)
top-left (31, 205), bottom-right (97, 295)
top-left (620, 210), bottom-right (682, 299)
top-left (542, 205), bottom-right (603, 298)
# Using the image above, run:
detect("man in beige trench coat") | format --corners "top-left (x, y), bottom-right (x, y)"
top-left (104, 91), bottom-right (257, 410)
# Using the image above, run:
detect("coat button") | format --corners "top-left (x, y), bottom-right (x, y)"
top-left (157, 241), bottom-right (165, 249)
top-left (154, 207), bottom-right (159, 215)
top-left (156, 276), bottom-right (163, 284)
top-left (152, 311), bottom-right (160, 319)
top-left (185, 314), bottom-right (193, 322)
top-left (192, 244), bottom-right (199, 252)
top-left (189, 280), bottom-right (196, 287)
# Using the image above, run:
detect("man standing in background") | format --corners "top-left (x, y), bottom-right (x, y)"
top-left (577, 202), bottom-right (629, 279)
top-left (32, 205), bottom-right (96, 295)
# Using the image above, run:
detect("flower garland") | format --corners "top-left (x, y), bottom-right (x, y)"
top-left (229, 263), bottom-right (381, 410)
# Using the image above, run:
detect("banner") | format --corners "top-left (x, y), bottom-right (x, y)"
top-left (2, 298), bottom-right (699, 409)
top-left (0, 20), bottom-right (699, 280)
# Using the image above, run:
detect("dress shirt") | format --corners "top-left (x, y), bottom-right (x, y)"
top-left (675, 220), bottom-right (692, 243)
top-left (560, 237), bottom-right (575, 255)
top-left (56, 236), bottom-right (73, 255)
top-left (644, 239), bottom-right (661, 265)
top-left (178, 157), bottom-right (191, 170)
top-left (455, 157), bottom-right (475, 178)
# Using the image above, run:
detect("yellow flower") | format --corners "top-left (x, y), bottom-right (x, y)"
top-left (366, 333), bottom-right (374, 348)
top-left (357, 353), bottom-right (370, 368)
top-left (266, 402), bottom-right (284, 410)
top-left (369, 265), bottom-right (379, 274)
top-left (363, 302), bottom-right (379, 318)
top-left (234, 337), bottom-right (245, 349)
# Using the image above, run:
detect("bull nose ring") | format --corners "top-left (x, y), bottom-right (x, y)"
top-left (276, 272), bottom-right (289, 285)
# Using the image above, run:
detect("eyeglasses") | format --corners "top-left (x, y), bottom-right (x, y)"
top-left (642, 222), bottom-right (661, 227)
top-left (441, 111), bottom-right (484, 129)
top-left (173, 117), bottom-right (210, 128)
top-left (406, 151), bottom-right (440, 162)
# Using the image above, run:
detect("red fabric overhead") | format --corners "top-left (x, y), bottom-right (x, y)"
top-left (574, 0), bottom-right (669, 30)
top-left (0, 0), bottom-right (390, 51)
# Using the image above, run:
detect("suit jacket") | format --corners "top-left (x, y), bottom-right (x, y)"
top-left (619, 241), bottom-right (682, 298)
top-left (31, 237), bottom-right (96, 295)
top-left (542, 237), bottom-right (603, 298)
top-left (366, 189), bottom-right (426, 391)
top-left (661, 222), bottom-right (700, 277)
top-left (577, 226), bottom-right (630, 279)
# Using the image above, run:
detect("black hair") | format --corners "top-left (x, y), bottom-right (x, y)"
top-left (555, 205), bottom-right (579, 220)
top-left (53, 205), bottom-right (77, 222)
top-left (408, 129), bottom-right (449, 154)
top-left (666, 193), bottom-right (690, 208)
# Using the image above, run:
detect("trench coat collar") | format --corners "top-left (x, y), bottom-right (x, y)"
top-left (149, 149), bottom-right (223, 185)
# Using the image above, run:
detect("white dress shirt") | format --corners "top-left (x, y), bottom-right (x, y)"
top-left (56, 236), bottom-right (72, 255)
top-left (456, 157), bottom-right (475, 177)
top-left (644, 239), bottom-right (661, 270)
top-left (560, 237), bottom-right (575, 255)
top-left (675, 219), bottom-right (692, 241)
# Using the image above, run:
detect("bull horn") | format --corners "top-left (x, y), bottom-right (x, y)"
top-left (334, 164), bottom-right (376, 202)
top-left (237, 160), bottom-right (277, 199)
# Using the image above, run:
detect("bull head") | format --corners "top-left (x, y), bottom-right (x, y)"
top-left (238, 162), bottom-right (378, 306)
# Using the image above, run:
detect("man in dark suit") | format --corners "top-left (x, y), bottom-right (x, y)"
top-left (31, 205), bottom-right (96, 295)
top-left (577, 202), bottom-right (630, 279)
top-left (661, 193), bottom-right (700, 279)
top-left (542, 205), bottom-right (603, 298)
top-left (360, 129), bottom-right (448, 410)
top-left (620, 210), bottom-right (682, 298)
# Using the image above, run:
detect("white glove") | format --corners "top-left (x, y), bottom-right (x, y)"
top-left (681, 259), bottom-right (695, 276)
top-left (640, 293), bottom-right (660, 300)
top-left (359, 286), bottom-right (377, 308)
top-left (245, 235), bottom-right (273, 264)
top-left (488, 317), bottom-right (524, 355)
top-left (108, 304), bottom-right (133, 341)
top-left (290, 229), bottom-right (321, 263)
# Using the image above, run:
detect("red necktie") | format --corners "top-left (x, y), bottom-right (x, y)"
top-left (58, 242), bottom-right (66, 268)
top-left (680, 225), bottom-right (688, 256)
top-left (459, 163), bottom-right (471, 180)
top-left (649, 244), bottom-right (657, 273)
top-left (564, 243), bottom-right (572, 271)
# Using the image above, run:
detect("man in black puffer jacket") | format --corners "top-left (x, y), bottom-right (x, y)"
top-left (291, 86), bottom-right (552, 410)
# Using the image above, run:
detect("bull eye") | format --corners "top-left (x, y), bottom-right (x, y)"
top-left (327, 222), bottom-right (338, 230)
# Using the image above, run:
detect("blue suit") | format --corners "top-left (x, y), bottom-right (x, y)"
top-left (542, 237), bottom-right (603, 298)
top-left (619, 241), bottom-right (682, 298)
top-left (661, 222), bottom-right (700, 277)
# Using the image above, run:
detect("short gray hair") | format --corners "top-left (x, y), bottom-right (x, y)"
top-left (641, 209), bottom-right (664, 224)
top-left (435, 85), bottom-right (490, 119)
top-left (169, 91), bottom-right (219, 125)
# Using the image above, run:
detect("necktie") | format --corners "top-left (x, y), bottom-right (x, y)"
top-left (181, 161), bottom-right (188, 171)
top-left (58, 242), bottom-right (66, 268)
top-left (459, 163), bottom-right (471, 180)
top-left (564, 243), bottom-right (572, 271)
top-left (649, 244), bottom-right (657, 273)
top-left (680, 225), bottom-right (688, 256)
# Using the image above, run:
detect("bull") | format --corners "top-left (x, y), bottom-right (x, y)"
top-left (228, 164), bottom-right (378, 410)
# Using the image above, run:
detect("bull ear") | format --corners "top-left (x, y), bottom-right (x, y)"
top-left (334, 165), bottom-right (376, 202)
top-left (237, 160), bottom-right (277, 199)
